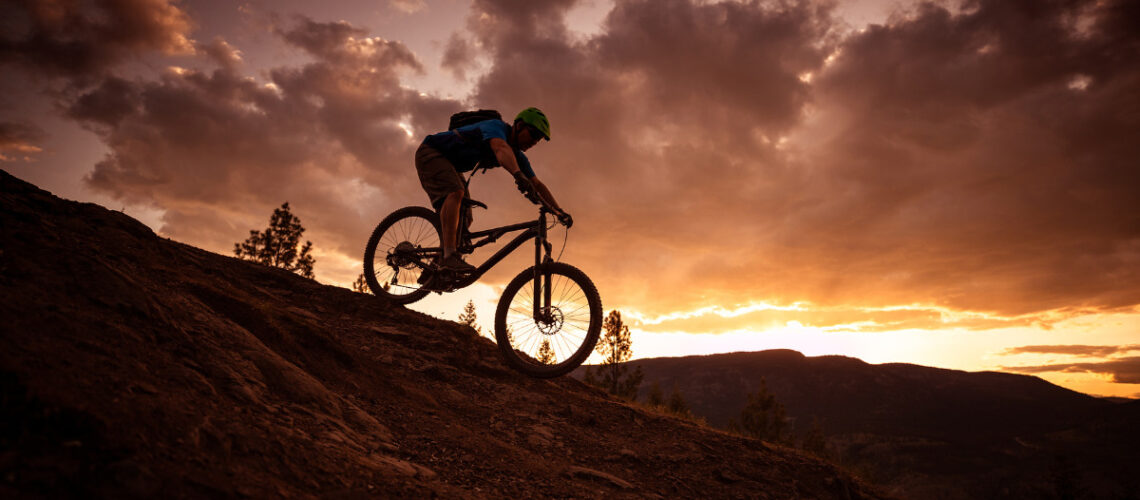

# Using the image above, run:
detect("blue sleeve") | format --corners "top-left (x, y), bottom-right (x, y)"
top-left (516, 151), bottom-right (535, 178)
top-left (474, 120), bottom-right (510, 142)
top-left (471, 120), bottom-right (534, 176)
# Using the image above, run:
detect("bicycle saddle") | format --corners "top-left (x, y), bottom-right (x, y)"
top-left (463, 198), bottom-right (488, 210)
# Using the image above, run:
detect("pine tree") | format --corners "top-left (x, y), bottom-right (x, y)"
top-left (800, 416), bottom-right (827, 457)
top-left (585, 310), bottom-right (643, 400)
top-left (458, 300), bottom-right (481, 334)
top-left (646, 381), bottom-right (665, 408)
top-left (665, 384), bottom-right (691, 417)
top-left (739, 377), bottom-right (787, 442)
top-left (726, 418), bottom-right (742, 435)
top-left (537, 340), bottom-right (556, 364)
top-left (234, 202), bottom-right (315, 278)
top-left (352, 273), bottom-right (370, 294)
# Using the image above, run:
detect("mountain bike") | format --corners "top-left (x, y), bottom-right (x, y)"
top-left (363, 199), bottom-right (602, 378)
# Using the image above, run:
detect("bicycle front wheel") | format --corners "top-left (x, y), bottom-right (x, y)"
top-left (363, 206), bottom-right (441, 304)
top-left (495, 262), bottom-right (602, 378)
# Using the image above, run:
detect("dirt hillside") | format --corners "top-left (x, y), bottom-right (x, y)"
top-left (0, 170), bottom-right (883, 499)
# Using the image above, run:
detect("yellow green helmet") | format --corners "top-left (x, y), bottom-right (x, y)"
top-left (514, 107), bottom-right (551, 141)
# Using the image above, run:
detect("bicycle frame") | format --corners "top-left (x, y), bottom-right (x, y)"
top-left (413, 207), bottom-right (556, 320)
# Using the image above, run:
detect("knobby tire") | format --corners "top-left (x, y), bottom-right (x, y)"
top-left (494, 262), bottom-right (602, 378)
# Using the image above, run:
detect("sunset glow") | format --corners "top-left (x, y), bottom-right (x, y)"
top-left (3, 0), bottom-right (1137, 398)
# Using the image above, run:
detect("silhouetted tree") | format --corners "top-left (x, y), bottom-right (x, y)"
top-left (646, 381), bottom-right (665, 408)
top-left (352, 273), bottom-right (371, 294)
top-left (537, 340), bottom-right (555, 364)
top-left (583, 310), bottom-right (643, 399)
top-left (726, 418), bottom-right (741, 434)
top-left (458, 300), bottom-right (481, 334)
top-left (665, 383), bottom-right (691, 417)
top-left (234, 202), bottom-right (315, 278)
top-left (800, 416), bottom-right (827, 457)
top-left (740, 377), bottom-right (787, 442)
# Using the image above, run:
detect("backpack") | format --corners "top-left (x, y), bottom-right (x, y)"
top-left (448, 109), bottom-right (506, 182)
top-left (449, 109), bottom-right (502, 130)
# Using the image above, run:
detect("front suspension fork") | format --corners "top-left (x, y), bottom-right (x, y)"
top-left (533, 213), bottom-right (554, 321)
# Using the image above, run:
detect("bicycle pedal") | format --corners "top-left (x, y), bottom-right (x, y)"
top-left (419, 267), bottom-right (461, 292)
top-left (423, 278), bottom-right (456, 293)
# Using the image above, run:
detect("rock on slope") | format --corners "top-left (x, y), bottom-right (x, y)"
top-left (0, 170), bottom-right (883, 499)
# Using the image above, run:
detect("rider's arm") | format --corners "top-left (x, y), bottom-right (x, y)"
top-left (489, 137), bottom-right (567, 214)
top-left (488, 138), bottom-right (523, 175)
top-left (530, 177), bottom-right (563, 213)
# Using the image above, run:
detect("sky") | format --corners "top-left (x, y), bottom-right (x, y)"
top-left (2, 0), bottom-right (1138, 397)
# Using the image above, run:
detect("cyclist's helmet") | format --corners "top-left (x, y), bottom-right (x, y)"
top-left (514, 107), bottom-right (551, 141)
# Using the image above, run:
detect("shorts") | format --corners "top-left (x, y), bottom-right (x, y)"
top-left (415, 142), bottom-right (465, 211)
top-left (414, 142), bottom-right (474, 234)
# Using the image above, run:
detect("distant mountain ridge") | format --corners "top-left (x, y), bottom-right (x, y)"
top-left (624, 349), bottom-right (1109, 442)
top-left (579, 350), bottom-right (1139, 498)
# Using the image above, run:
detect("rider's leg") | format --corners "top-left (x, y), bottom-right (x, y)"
top-left (414, 142), bottom-right (466, 262)
top-left (439, 188), bottom-right (465, 259)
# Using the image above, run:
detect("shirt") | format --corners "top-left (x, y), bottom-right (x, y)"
top-left (422, 119), bottom-right (536, 178)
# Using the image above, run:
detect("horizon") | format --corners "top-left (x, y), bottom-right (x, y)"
top-left (3, 0), bottom-right (1137, 398)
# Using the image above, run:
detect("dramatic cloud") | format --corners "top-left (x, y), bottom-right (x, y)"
top-left (0, 121), bottom-right (45, 162)
top-left (14, 0), bottom-right (1139, 327)
top-left (461, 0), bottom-right (836, 314)
top-left (458, 0), bottom-right (1140, 318)
top-left (1001, 345), bottom-right (1140, 357)
top-left (0, 0), bottom-right (195, 82)
top-left (1003, 357), bottom-right (1140, 384)
top-left (629, 302), bottom-right (1057, 335)
top-left (389, 0), bottom-right (428, 15)
top-left (68, 16), bottom-right (459, 283)
top-left (440, 33), bottom-right (477, 80)
top-left (792, 0), bottom-right (1140, 316)
top-left (198, 37), bottom-right (243, 72)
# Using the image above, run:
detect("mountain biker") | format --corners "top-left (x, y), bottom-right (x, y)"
top-left (414, 107), bottom-right (572, 272)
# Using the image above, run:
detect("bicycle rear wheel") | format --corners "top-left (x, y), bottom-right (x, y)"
top-left (363, 206), bottom-right (441, 304)
top-left (494, 262), bottom-right (602, 378)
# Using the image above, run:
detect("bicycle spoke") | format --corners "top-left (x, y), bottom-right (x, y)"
top-left (412, 221), bottom-right (433, 245)
top-left (370, 213), bottom-right (440, 297)
top-left (494, 262), bottom-right (600, 376)
top-left (506, 274), bottom-right (584, 364)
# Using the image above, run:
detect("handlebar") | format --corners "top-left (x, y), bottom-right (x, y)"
top-left (464, 195), bottom-right (567, 225)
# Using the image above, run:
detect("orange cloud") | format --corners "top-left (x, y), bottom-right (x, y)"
top-left (1003, 357), bottom-right (1140, 384)
top-left (626, 302), bottom-right (1061, 335)
top-left (1001, 344), bottom-right (1140, 357)
top-left (0, 122), bottom-right (45, 162)
top-left (0, 0), bottom-right (194, 82)
top-left (57, 16), bottom-right (462, 267)
top-left (464, 0), bottom-right (1140, 318)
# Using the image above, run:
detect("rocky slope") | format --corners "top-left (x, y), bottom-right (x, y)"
top-left (0, 170), bottom-right (882, 499)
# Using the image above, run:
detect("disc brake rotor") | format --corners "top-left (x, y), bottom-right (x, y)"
top-left (536, 306), bottom-right (564, 335)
